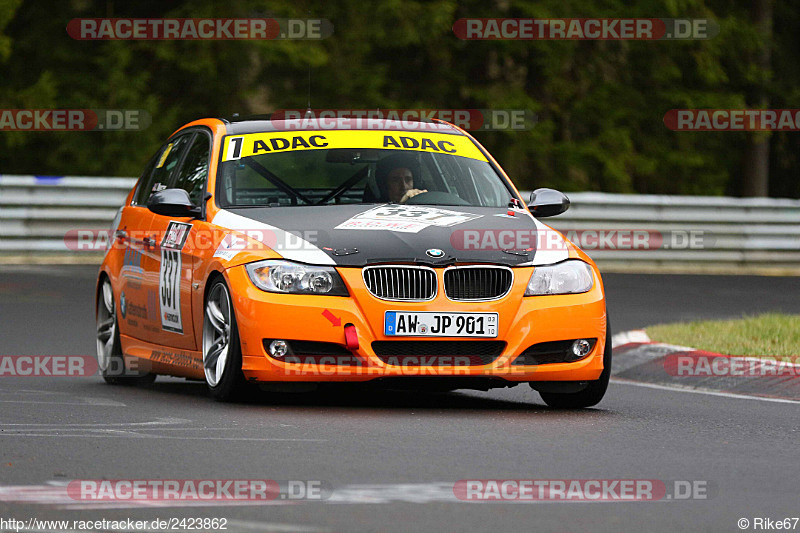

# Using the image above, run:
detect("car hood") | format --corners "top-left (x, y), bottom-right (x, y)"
top-left (212, 204), bottom-right (569, 267)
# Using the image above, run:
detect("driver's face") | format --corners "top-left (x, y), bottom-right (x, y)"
top-left (386, 167), bottom-right (414, 203)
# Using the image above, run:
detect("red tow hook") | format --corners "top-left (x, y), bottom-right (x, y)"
top-left (344, 323), bottom-right (359, 351)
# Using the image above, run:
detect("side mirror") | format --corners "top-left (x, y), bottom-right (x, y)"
top-left (527, 188), bottom-right (570, 218)
top-left (147, 188), bottom-right (201, 219)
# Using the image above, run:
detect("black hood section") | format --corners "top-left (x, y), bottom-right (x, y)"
top-left (226, 205), bottom-right (541, 267)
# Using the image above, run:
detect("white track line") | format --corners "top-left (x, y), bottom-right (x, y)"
top-left (611, 378), bottom-right (800, 405)
top-left (0, 433), bottom-right (326, 441)
top-left (0, 417), bottom-right (188, 427)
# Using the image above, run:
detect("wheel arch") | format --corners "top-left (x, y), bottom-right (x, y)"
top-left (203, 269), bottom-right (227, 304)
top-left (95, 270), bottom-right (112, 320)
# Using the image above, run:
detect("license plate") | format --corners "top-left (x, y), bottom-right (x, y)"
top-left (384, 312), bottom-right (498, 337)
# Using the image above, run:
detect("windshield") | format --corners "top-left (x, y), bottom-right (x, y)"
top-left (216, 130), bottom-right (514, 208)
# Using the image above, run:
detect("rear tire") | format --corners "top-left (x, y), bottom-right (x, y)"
top-left (538, 317), bottom-right (612, 409)
top-left (96, 277), bottom-right (156, 385)
top-left (202, 279), bottom-right (251, 401)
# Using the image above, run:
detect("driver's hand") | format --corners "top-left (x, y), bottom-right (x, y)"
top-left (399, 189), bottom-right (427, 204)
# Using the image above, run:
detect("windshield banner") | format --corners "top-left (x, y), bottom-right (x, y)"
top-left (221, 130), bottom-right (488, 162)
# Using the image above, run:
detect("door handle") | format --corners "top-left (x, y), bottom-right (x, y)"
top-left (114, 230), bottom-right (128, 241)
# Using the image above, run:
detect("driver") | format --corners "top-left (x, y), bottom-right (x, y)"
top-left (375, 153), bottom-right (427, 203)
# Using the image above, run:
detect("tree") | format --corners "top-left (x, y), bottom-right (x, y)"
top-left (0, 0), bottom-right (797, 199)
top-left (741, 0), bottom-right (772, 197)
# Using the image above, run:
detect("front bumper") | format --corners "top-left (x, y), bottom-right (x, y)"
top-left (227, 265), bottom-right (607, 383)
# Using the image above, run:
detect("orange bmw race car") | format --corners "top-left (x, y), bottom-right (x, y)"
top-left (96, 116), bottom-right (610, 407)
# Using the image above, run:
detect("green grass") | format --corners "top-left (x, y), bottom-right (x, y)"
top-left (646, 313), bottom-right (800, 357)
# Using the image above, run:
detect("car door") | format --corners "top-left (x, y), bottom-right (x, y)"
top-left (145, 130), bottom-right (212, 351)
top-left (135, 132), bottom-right (197, 349)
top-left (115, 142), bottom-right (182, 341)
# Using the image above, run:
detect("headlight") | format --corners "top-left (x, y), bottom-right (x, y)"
top-left (245, 260), bottom-right (349, 296)
top-left (525, 260), bottom-right (594, 296)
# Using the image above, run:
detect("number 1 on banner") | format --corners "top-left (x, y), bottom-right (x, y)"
top-left (226, 137), bottom-right (244, 160)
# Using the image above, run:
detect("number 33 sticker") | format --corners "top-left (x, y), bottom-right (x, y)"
top-left (159, 222), bottom-right (191, 333)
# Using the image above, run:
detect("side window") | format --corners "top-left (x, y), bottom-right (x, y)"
top-left (131, 154), bottom-right (160, 205)
top-left (132, 134), bottom-right (192, 205)
top-left (172, 133), bottom-right (210, 205)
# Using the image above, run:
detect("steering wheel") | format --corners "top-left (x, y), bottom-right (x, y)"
top-left (404, 191), bottom-right (471, 206)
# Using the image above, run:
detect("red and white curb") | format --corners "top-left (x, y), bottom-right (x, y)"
top-left (611, 330), bottom-right (653, 348)
top-left (0, 482), bottom-right (461, 509)
top-left (611, 330), bottom-right (800, 401)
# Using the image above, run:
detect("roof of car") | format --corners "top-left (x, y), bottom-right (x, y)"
top-left (220, 114), bottom-right (465, 135)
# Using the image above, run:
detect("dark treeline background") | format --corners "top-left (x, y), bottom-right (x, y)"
top-left (1, 0), bottom-right (797, 198)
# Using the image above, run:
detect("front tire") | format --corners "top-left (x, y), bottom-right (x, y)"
top-left (538, 318), bottom-right (612, 409)
top-left (202, 279), bottom-right (249, 401)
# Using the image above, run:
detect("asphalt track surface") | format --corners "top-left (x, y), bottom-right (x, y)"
top-left (1, 266), bottom-right (798, 532)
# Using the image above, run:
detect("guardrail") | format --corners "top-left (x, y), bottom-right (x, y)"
top-left (0, 175), bottom-right (136, 253)
top-left (1, 175), bottom-right (799, 272)
top-left (541, 192), bottom-right (800, 272)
